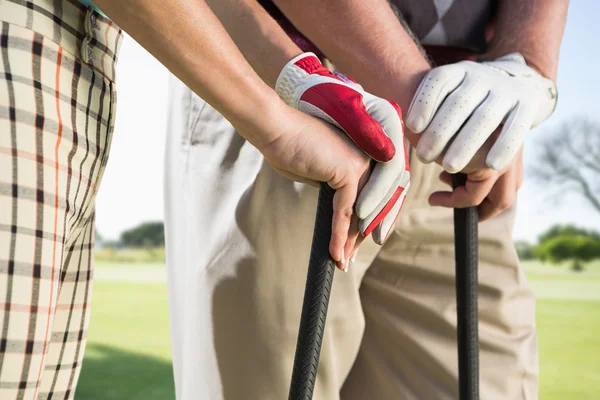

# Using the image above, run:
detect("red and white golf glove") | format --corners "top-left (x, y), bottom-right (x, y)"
top-left (276, 53), bottom-right (410, 244)
top-left (406, 53), bottom-right (558, 172)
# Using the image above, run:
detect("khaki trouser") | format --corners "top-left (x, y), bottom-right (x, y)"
top-left (164, 75), bottom-right (538, 400)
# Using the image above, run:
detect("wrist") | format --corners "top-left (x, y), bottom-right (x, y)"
top-left (387, 65), bottom-right (430, 148)
top-left (482, 49), bottom-right (557, 81)
top-left (258, 93), bottom-right (293, 150)
top-left (519, 52), bottom-right (557, 81)
top-left (375, 63), bottom-right (430, 112)
top-left (229, 81), bottom-right (288, 151)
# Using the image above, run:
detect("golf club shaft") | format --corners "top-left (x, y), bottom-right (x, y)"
top-left (452, 173), bottom-right (480, 400)
top-left (288, 183), bottom-right (336, 400)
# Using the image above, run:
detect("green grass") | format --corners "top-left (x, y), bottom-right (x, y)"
top-left (94, 261), bottom-right (165, 269)
top-left (523, 260), bottom-right (600, 399)
top-left (77, 263), bottom-right (600, 399)
top-left (522, 259), bottom-right (600, 274)
top-left (537, 300), bottom-right (600, 400)
top-left (95, 247), bottom-right (166, 264)
top-left (76, 282), bottom-right (174, 400)
top-left (522, 260), bottom-right (600, 301)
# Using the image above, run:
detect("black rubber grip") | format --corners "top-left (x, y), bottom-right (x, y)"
top-left (452, 173), bottom-right (480, 400)
top-left (288, 183), bottom-right (337, 400)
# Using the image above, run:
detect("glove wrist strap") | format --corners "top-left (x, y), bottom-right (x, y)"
top-left (275, 52), bottom-right (321, 107)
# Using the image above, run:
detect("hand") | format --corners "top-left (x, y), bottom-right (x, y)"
top-left (429, 147), bottom-right (524, 221)
top-left (406, 53), bottom-right (557, 173)
top-left (257, 105), bottom-right (371, 269)
top-left (276, 52), bottom-right (410, 245)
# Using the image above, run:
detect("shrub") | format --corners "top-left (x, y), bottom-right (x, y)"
top-left (535, 235), bottom-right (600, 271)
top-left (120, 221), bottom-right (165, 248)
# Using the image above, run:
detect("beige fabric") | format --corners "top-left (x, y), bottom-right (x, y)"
top-left (0, 1), bottom-right (121, 398)
top-left (165, 76), bottom-right (538, 400)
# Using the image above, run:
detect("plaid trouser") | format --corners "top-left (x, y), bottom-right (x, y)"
top-left (0, 1), bottom-right (122, 398)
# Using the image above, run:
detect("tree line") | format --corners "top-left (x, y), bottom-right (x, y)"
top-left (102, 220), bottom-right (600, 272)
top-left (97, 221), bottom-right (165, 248)
top-left (516, 225), bottom-right (600, 271)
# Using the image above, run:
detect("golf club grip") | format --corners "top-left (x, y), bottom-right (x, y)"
top-left (452, 173), bottom-right (480, 400)
top-left (288, 183), bottom-right (336, 400)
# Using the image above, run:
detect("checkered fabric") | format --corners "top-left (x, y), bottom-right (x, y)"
top-left (260, 0), bottom-right (496, 54)
top-left (389, 0), bottom-right (496, 51)
top-left (0, 1), bottom-right (122, 399)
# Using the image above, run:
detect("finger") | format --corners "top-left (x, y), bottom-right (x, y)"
top-left (406, 64), bottom-right (466, 133)
top-left (359, 172), bottom-right (409, 236)
top-left (478, 170), bottom-right (516, 221)
top-left (372, 182), bottom-right (409, 245)
top-left (416, 80), bottom-right (490, 163)
top-left (342, 215), bottom-right (361, 272)
top-left (477, 198), bottom-right (496, 221)
top-left (428, 175), bottom-right (496, 208)
top-left (330, 184), bottom-right (358, 269)
top-left (439, 171), bottom-right (453, 187)
top-left (486, 103), bottom-right (534, 170)
top-left (353, 99), bottom-right (407, 219)
top-left (350, 237), bottom-right (364, 262)
top-left (458, 130), bottom-right (498, 174)
top-left (356, 149), bottom-right (408, 219)
top-left (442, 93), bottom-right (514, 173)
top-left (363, 94), bottom-right (405, 154)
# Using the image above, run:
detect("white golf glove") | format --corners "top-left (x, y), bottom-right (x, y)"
top-left (406, 53), bottom-right (558, 172)
top-left (276, 53), bottom-right (410, 244)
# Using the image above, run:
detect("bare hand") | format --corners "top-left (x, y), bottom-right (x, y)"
top-left (258, 107), bottom-right (371, 269)
top-left (429, 147), bottom-right (524, 221)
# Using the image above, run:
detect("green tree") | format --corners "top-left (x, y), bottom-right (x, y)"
top-left (535, 235), bottom-right (600, 271)
top-left (538, 224), bottom-right (600, 244)
top-left (120, 221), bottom-right (165, 248)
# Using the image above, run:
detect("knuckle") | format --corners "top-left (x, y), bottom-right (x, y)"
top-left (469, 192), bottom-right (486, 207)
top-left (336, 206), bottom-right (354, 221)
top-left (416, 146), bottom-right (433, 164)
top-left (327, 170), bottom-right (344, 190)
top-left (466, 198), bottom-right (480, 207)
top-left (475, 196), bottom-right (487, 206)
top-left (497, 196), bottom-right (515, 210)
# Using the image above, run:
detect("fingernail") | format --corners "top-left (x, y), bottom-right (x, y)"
top-left (343, 265), bottom-right (349, 273)
top-left (350, 249), bottom-right (358, 263)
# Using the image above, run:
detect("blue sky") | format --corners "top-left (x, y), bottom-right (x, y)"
top-left (95, 1), bottom-right (600, 243)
